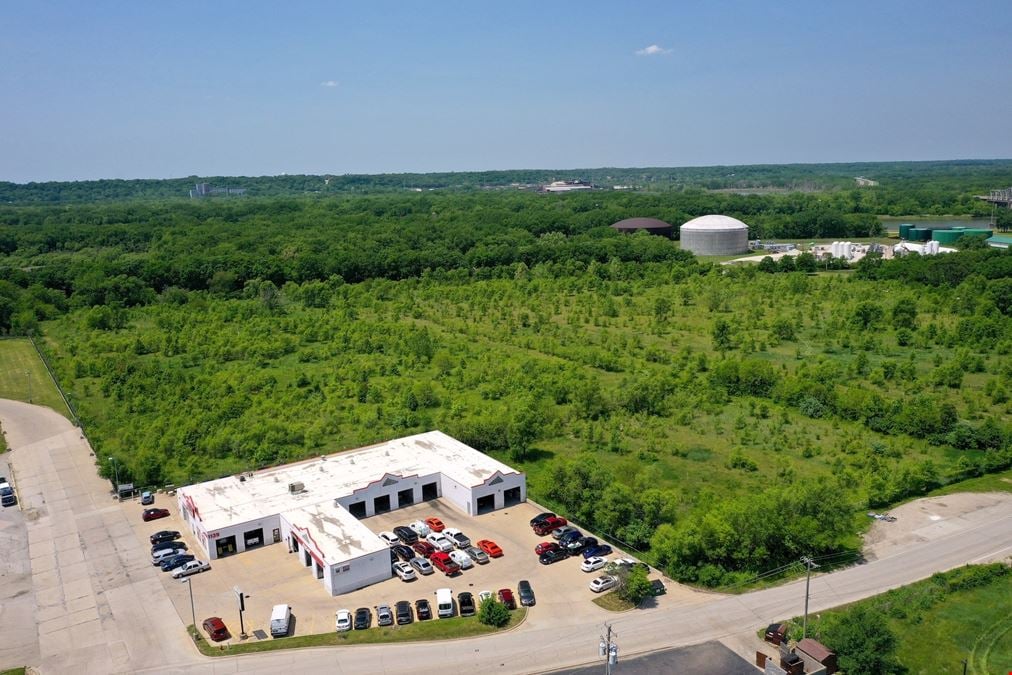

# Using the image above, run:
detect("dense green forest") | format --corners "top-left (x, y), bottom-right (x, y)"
top-left (1, 181), bottom-right (1010, 586)
top-left (3, 158), bottom-right (1012, 208)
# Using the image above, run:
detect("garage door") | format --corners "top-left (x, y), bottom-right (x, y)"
top-left (503, 487), bottom-right (522, 507)
top-left (476, 494), bottom-right (495, 515)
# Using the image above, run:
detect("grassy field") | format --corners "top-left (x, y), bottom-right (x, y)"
top-left (188, 609), bottom-right (525, 656)
top-left (592, 592), bottom-right (636, 612)
top-left (922, 468), bottom-right (1012, 499)
top-left (0, 339), bottom-right (69, 417)
top-left (780, 564), bottom-right (1011, 675)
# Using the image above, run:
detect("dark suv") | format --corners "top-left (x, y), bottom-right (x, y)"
top-left (518, 580), bottom-right (535, 607)
top-left (415, 598), bottom-right (432, 621)
top-left (393, 526), bottom-right (418, 545)
top-left (353, 607), bottom-right (372, 630)
top-left (395, 600), bottom-right (413, 625)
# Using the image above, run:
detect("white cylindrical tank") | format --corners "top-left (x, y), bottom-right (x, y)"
top-left (679, 215), bottom-right (750, 255)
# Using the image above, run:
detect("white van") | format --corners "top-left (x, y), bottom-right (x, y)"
top-left (435, 588), bottom-right (453, 618)
top-left (270, 604), bottom-right (291, 638)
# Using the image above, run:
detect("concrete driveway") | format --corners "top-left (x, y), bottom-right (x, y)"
top-left (0, 400), bottom-right (197, 674)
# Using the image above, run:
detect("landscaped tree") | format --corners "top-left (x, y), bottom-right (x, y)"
top-left (478, 598), bottom-right (511, 627)
top-left (618, 565), bottom-right (653, 606)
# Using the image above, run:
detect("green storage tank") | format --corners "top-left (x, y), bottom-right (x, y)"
top-left (908, 227), bottom-right (931, 241)
top-left (898, 223), bottom-right (913, 239)
top-left (962, 228), bottom-right (994, 237)
top-left (932, 230), bottom-right (964, 244)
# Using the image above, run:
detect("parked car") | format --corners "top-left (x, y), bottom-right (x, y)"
top-left (0, 483), bottom-right (15, 507)
top-left (395, 600), bottom-right (413, 625)
top-left (529, 512), bottom-right (556, 527)
top-left (430, 552), bottom-right (461, 576)
top-left (517, 580), bottom-right (535, 606)
top-left (498, 588), bottom-right (517, 610)
top-left (409, 520), bottom-right (431, 537)
top-left (477, 539), bottom-right (503, 558)
top-left (378, 531), bottom-right (400, 546)
top-left (202, 617), bottom-right (229, 642)
top-left (566, 536), bottom-right (597, 552)
top-left (353, 607), bottom-right (372, 630)
top-left (393, 561), bottom-right (417, 581)
top-left (533, 516), bottom-right (567, 536)
top-left (391, 544), bottom-right (415, 562)
top-left (538, 549), bottom-right (568, 565)
top-left (606, 558), bottom-right (649, 575)
top-left (443, 528), bottom-right (471, 549)
top-left (589, 575), bottom-right (618, 593)
top-left (152, 539), bottom-right (188, 554)
top-left (412, 541), bottom-right (437, 558)
top-left (465, 546), bottom-right (490, 565)
top-left (415, 598), bottom-right (432, 621)
top-left (142, 508), bottom-right (170, 522)
top-left (426, 532), bottom-right (453, 552)
top-left (581, 556), bottom-right (608, 573)
top-left (149, 530), bottom-right (180, 545)
top-left (159, 553), bottom-right (195, 571)
top-left (535, 541), bottom-right (561, 555)
top-left (393, 526), bottom-right (418, 545)
top-left (556, 528), bottom-right (582, 544)
top-left (140, 491), bottom-right (154, 506)
top-left (448, 549), bottom-right (474, 570)
top-left (478, 590), bottom-right (493, 604)
top-left (424, 516), bottom-right (445, 532)
top-left (583, 544), bottom-right (613, 559)
top-left (409, 557), bottom-right (434, 575)
top-left (172, 559), bottom-right (210, 578)
top-left (457, 592), bottom-right (475, 617)
top-left (376, 604), bottom-right (394, 627)
top-left (649, 579), bottom-right (666, 597)
top-left (269, 604), bottom-right (291, 638)
top-left (335, 609), bottom-right (352, 632)
top-left (151, 547), bottom-right (186, 565)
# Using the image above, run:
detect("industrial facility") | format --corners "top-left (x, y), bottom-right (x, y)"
top-left (175, 431), bottom-right (526, 596)
top-left (896, 223), bottom-right (993, 244)
top-left (610, 217), bottom-right (674, 237)
top-left (679, 214), bottom-right (750, 255)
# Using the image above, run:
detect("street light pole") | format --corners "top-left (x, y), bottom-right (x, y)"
top-left (182, 578), bottom-right (196, 631)
top-left (801, 556), bottom-right (820, 638)
top-left (108, 456), bottom-right (120, 498)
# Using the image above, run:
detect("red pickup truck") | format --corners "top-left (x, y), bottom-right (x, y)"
top-left (533, 516), bottom-right (568, 536)
top-left (430, 552), bottom-right (461, 576)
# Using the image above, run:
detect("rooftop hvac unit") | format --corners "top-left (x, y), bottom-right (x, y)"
top-left (288, 481), bottom-right (305, 494)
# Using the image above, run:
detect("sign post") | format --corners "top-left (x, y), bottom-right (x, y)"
top-left (234, 586), bottom-right (248, 639)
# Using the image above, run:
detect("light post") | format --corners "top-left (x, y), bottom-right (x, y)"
top-left (109, 456), bottom-right (120, 499)
top-left (181, 577), bottom-right (196, 632)
top-left (801, 556), bottom-right (820, 638)
top-left (598, 623), bottom-right (618, 674)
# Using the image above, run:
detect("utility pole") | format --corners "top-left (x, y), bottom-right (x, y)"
top-left (801, 556), bottom-right (820, 638)
top-left (599, 623), bottom-right (619, 674)
top-left (109, 456), bottom-right (120, 499)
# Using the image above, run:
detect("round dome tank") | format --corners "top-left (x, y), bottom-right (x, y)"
top-left (679, 215), bottom-right (750, 255)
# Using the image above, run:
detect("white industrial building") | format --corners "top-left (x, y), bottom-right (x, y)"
top-left (176, 431), bottom-right (526, 595)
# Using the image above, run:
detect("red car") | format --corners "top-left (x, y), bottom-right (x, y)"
top-left (535, 541), bottom-right (561, 555)
top-left (202, 616), bottom-right (229, 642)
top-left (477, 539), bottom-right (503, 558)
top-left (412, 541), bottom-right (436, 558)
top-left (424, 517), bottom-right (445, 532)
top-left (142, 508), bottom-right (170, 522)
top-left (533, 516), bottom-right (567, 536)
top-left (430, 552), bottom-right (460, 576)
top-left (497, 588), bottom-right (516, 610)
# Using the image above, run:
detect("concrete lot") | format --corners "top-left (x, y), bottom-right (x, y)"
top-left (131, 492), bottom-right (689, 645)
top-left (0, 452), bottom-right (39, 669)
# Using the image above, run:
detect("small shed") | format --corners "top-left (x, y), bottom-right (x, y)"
top-left (796, 638), bottom-right (838, 674)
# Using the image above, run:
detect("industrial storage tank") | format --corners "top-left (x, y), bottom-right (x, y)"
top-left (898, 224), bottom-right (913, 239)
top-left (908, 227), bottom-right (932, 241)
top-left (962, 228), bottom-right (994, 237)
top-left (610, 217), bottom-right (674, 237)
top-left (679, 215), bottom-right (749, 255)
top-left (931, 230), bottom-right (964, 244)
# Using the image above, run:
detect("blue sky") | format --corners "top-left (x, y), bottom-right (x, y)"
top-left (2, 1), bottom-right (1011, 181)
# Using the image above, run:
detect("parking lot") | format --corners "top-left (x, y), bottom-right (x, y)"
top-left (125, 491), bottom-right (682, 644)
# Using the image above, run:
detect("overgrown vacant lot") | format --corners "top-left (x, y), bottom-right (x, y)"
top-left (41, 256), bottom-right (1011, 584)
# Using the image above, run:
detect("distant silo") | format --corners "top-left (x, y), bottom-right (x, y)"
top-left (679, 215), bottom-right (750, 255)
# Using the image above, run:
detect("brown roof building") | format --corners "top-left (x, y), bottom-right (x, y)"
top-left (610, 217), bottom-right (674, 237)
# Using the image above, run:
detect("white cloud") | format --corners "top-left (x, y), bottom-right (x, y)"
top-left (635, 45), bottom-right (671, 56)
top-left (320, 80), bottom-right (339, 88)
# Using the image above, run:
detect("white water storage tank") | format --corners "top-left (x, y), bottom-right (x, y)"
top-left (679, 215), bottom-right (749, 255)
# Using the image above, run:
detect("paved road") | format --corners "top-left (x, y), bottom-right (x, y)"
top-left (3, 399), bottom-right (1010, 675)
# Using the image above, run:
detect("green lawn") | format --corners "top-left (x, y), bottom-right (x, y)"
top-left (0, 339), bottom-right (69, 417)
top-left (592, 592), bottom-right (636, 612)
top-left (0, 668), bottom-right (27, 675)
top-left (923, 468), bottom-right (1012, 498)
top-left (188, 609), bottom-right (526, 656)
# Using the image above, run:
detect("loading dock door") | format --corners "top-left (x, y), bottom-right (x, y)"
top-left (244, 528), bottom-right (264, 549)
top-left (476, 494), bottom-right (495, 515)
top-left (503, 487), bottom-right (522, 507)
top-left (374, 494), bottom-right (391, 514)
top-left (348, 501), bottom-right (366, 519)
top-left (215, 535), bottom-right (237, 558)
top-left (422, 482), bottom-right (438, 501)
top-left (397, 488), bottom-right (414, 508)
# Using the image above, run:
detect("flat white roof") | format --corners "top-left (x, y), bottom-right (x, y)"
top-left (179, 430), bottom-right (520, 556)
top-left (283, 501), bottom-right (387, 564)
